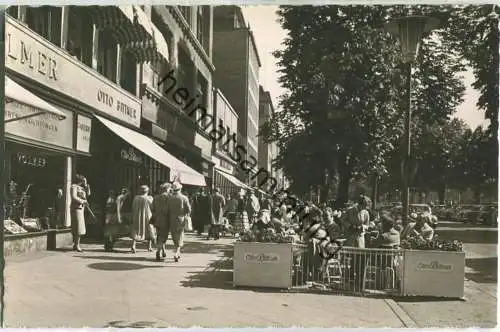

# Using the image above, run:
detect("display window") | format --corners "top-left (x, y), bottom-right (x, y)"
top-left (5, 142), bottom-right (66, 234)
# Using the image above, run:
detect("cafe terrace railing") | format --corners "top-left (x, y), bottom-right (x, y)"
top-left (291, 244), bottom-right (405, 296)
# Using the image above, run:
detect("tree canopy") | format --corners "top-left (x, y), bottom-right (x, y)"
top-left (262, 5), bottom-right (479, 203)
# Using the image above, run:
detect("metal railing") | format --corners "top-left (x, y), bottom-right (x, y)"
top-left (292, 244), bottom-right (404, 296)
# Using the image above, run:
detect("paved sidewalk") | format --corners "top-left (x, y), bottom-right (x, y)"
top-left (4, 234), bottom-right (407, 328)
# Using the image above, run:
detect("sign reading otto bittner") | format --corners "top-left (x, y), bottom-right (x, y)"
top-left (244, 253), bottom-right (280, 263)
top-left (76, 115), bottom-right (92, 153)
top-left (5, 18), bottom-right (141, 128)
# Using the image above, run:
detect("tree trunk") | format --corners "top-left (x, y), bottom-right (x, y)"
top-left (438, 186), bottom-right (446, 205)
top-left (335, 151), bottom-right (352, 209)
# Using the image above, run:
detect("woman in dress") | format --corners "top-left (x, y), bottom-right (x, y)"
top-left (70, 174), bottom-right (91, 252)
top-left (131, 185), bottom-right (154, 253)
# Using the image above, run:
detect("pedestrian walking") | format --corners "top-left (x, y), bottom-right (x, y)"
top-left (104, 190), bottom-right (117, 225)
top-left (70, 174), bottom-right (91, 252)
top-left (192, 187), bottom-right (210, 235)
top-left (225, 192), bottom-right (239, 226)
top-left (208, 187), bottom-right (226, 240)
top-left (153, 183), bottom-right (170, 261)
top-left (245, 189), bottom-right (260, 225)
top-left (131, 185), bottom-right (154, 253)
top-left (165, 182), bottom-right (191, 262)
top-left (116, 187), bottom-right (129, 224)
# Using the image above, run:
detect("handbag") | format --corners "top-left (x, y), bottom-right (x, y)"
top-left (147, 224), bottom-right (157, 244)
top-left (184, 215), bottom-right (193, 232)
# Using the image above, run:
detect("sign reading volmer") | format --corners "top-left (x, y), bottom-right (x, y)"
top-left (5, 17), bottom-right (141, 128)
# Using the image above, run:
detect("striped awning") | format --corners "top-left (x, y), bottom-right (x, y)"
top-left (86, 5), bottom-right (169, 63)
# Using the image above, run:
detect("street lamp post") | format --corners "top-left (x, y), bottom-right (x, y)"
top-left (384, 15), bottom-right (440, 225)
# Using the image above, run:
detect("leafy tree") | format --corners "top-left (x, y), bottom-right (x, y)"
top-left (441, 5), bottom-right (499, 135)
top-left (262, 5), bottom-right (466, 206)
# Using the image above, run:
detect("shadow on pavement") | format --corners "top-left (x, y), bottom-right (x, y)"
top-left (466, 256), bottom-right (498, 283)
top-left (105, 320), bottom-right (167, 328)
top-left (395, 295), bottom-right (465, 303)
top-left (87, 262), bottom-right (164, 271)
top-left (179, 241), bottom-right (234, 254)
top-left (437, 228), bottom-right (498, 244)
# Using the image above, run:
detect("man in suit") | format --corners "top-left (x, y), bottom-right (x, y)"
top-left (208, 188), bottom-right (226, 240)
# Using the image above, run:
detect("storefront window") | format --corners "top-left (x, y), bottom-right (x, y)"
top-left (67, 6), bottom-right (93, 67)
top-left (97, 28), bottom-right (118, 82)
top-left (26, 6), bottom-right (62, 47)
top-left (6, 146), bottom-right (65, 232)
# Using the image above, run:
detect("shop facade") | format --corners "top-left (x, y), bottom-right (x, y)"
top-left (4, 14), bottom-right (146, 250)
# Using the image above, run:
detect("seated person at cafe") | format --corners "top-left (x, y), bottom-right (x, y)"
top-left (376, 213), bottom-right (401, 249)
top-left (403, 213), bottom-right (434, 241)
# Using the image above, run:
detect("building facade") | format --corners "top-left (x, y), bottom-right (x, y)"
top-left (141, 5), bottom-right (215, 191)
top-left (212, 88), bottom-right (249, 196)
top-left (212, 6), bottom-right (261, 186)
top-left (3, 5), bottom-right (207, 248)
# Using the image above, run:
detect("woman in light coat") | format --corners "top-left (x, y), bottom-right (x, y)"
top-left (71, 174), bottom-right (91, 252)
top-left (131, 185), bottom-right (153, 253)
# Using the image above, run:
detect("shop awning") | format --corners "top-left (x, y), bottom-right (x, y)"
top-left (215, 167), bottom-right (250, 190)
top-left (95, 115), bottom-right (206, 186)
top-left (5, 76), bottom-right (67, 123)
top-left (86, 5), bottom-right (169, 63)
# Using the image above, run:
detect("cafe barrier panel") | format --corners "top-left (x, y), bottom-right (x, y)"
top-left (292, 245), bottom-right (405, 296)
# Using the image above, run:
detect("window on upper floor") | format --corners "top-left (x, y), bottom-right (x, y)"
top-left (6, 6), bottom-right (19, 19)
top-left (151, 59), bottom-right (169, 93)
top-left (26, 6), bottom-right (62, 47)
top-left (120, 49), bottom-right (137, 95)
top-left (97, 28), bottom-right (117, 82)
top-left (217, 118), bottom-right (224, 151)
top-left (179, 6), bottom-right (191, 26)
top-left (196, 7), bottom-right (204, 48)
top-left (196, 73), bottom-right (209, 128)
top-left (66, 6), bottom-right (93, 67)
top-left (234, 13), bottom-right (242, 29)
top-left (226, 125), bottom-right (233, 156)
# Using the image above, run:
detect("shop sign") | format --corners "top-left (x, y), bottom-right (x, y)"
top-left (16, 152), bottom-right (47, 168)
top-left (5, 18), bottom-right (142, 128)
top-left (220, 159), bottom-right (234, 173)
top-left (121, 147), bottom-right (142, 164)
top-left (5, 100), bottom-right (74, 149)
top-left (416, 261), bottom-right (453, 272)
top-left (194, 132), bottom-right (212, 157)
top-left (76, 115), bottom-right (92, 153)
top-left (244, 253), bottom-right (280, 264)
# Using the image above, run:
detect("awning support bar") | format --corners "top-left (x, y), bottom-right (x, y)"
top-left (5, 111), bottom-right (48, 123)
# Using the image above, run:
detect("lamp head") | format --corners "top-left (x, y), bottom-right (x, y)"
top-left (384, 16), bottom-right (440, 63)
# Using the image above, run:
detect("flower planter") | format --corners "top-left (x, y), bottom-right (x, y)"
top-left (402, 249), bottom-right (466, 298)
top-left (233, 242), bottom-right (294, 289)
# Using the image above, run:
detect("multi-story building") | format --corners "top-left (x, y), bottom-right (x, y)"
top-left (211, 89), bottom-right (249, 196)
top-left (257, 86), bottom-right (277, 192)
top-left (3, 5), bottom-right (208, 252)
top-left (212, 6), bottom-right (261, 186)
top-left (141, 5), bottom-right (215, 191)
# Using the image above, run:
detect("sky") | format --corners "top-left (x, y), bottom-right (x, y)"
top-left (241, 5), bottom-right (490, 130)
